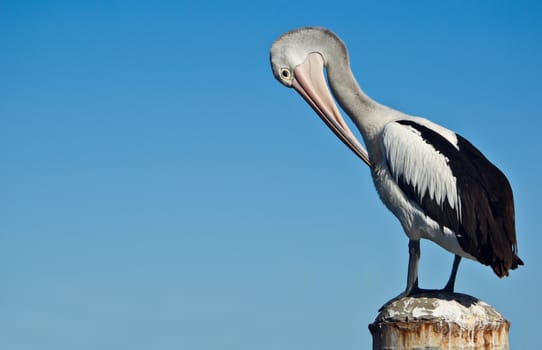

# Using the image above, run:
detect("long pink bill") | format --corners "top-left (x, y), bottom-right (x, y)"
top-left (292, 53), bottom-right (371, 167)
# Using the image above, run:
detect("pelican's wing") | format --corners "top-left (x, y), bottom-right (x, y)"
top-left (381, 119), bottom-right (521, 276)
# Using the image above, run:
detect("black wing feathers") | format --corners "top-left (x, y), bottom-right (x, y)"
top-left (455, 135), bottom-right (523, 276)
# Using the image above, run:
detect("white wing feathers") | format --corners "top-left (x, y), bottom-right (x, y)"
top-left (381, 121), bottom-right (461, 220)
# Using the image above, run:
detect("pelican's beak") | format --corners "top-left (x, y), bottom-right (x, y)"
top-left (292, 53), bottom-right (371, 167)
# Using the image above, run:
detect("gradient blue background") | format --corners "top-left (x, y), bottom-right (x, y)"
top-left (2, 1), bottom-right (541, 349)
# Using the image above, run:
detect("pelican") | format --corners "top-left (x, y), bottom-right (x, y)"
top-left (270, 27), bottom-right (523, 299)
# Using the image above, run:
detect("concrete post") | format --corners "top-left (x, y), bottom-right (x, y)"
top-left (369, 292), bottom-right (510, 350)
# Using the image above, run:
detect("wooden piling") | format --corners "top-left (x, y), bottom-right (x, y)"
top-left (369, 292), bottom-right (510, 350)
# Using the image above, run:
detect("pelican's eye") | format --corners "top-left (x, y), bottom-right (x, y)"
top-left (280, 68), bottom-right (291, 80)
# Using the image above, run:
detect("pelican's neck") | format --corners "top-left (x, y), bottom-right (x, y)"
top-left (326, 58), bottom-right (397, 148)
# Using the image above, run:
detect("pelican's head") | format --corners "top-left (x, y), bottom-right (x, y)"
top-left (270, 27), bottom-right (347, 87)
top-left (270, 27), bottom-right (370, 166)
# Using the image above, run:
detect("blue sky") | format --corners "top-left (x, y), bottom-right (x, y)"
top-left (1, 1), bottom-right (541, 349)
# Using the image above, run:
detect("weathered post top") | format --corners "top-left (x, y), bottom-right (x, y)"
top-left (369, 292), bottom-right (510, 350)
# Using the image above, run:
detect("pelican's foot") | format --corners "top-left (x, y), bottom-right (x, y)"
top-left (378, 287), bottom-right (448, 312)
top-left (378, 292), bottom-right (409, 312)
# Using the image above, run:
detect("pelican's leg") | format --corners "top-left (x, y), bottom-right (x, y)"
top-left (404, 239), bottom-right (421, 296)
top-left (379, 239), bottom-right (421, 311)
top-left (443, 255), bottom-right (462, 292)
